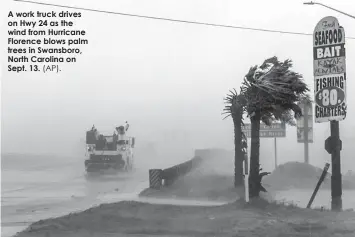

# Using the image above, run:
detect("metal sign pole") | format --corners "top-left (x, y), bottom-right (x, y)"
top-left (304, 102), bottom-right (309, 164)
top-left (243, 152), bottom-right (249, 203)
top-left (274, 137), bottom-right (277, 169)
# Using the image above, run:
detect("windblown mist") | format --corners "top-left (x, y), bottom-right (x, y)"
top-left (2, 0), bottom-right (355, 173)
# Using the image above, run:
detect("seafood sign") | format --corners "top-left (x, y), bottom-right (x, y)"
top-left (313, 16), bottom-right (347, 123)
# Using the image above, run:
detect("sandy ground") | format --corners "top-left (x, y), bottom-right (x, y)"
top-left (13, 199), bottom-right (355, 237)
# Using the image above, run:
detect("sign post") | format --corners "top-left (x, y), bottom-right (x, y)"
top-left (313, 16), bottom-right (346, 211)
top-left (304, 102), bottom-right (309, 164)
top-left (274, 137), bottom-right (277, 169)
top-left (243, 152), bottom-right (249, 203)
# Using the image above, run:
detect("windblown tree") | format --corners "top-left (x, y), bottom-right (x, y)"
top-left (240, 56), bottom-right (310, 198)
top-left (222, 89), bottom-right (248, 187)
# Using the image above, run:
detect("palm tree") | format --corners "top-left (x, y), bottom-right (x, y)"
top-left (222, 89), bottom-right (247, 187)
top-left (240, 56), bottom-right (310, 198)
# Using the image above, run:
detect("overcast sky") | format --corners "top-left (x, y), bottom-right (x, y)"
top-left (1, 0), bottom-right (355, 171)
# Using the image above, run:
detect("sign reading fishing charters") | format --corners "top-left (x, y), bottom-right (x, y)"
top-left (313, 16), bottom-right (347, 123)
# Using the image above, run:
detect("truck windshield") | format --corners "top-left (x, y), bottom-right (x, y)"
top-left (117, 140), bottom-right (128, 145)
top-left (104, 136), bottom-right (113, 142)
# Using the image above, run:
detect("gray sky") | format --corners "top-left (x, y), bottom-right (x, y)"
top-left (1, 0), bottom-right (355, 171)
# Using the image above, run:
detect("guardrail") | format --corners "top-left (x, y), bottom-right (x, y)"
top-left (148, 156), bottom-right (203, 189)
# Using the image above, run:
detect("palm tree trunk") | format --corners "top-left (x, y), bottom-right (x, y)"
top-left (249, 110), bottom-right (261, 198)
top-left (232, 108), bottom-right (244, 187)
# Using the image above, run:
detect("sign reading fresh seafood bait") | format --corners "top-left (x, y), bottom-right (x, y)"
top-left (313, 16), bottom-right (347, 123)
top-left (313, 16), bottom-right (346, 123)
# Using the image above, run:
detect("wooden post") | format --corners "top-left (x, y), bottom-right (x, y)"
top-left (307, 163), bottom-right (330, 208)
top-left (330, 121), bottom-right (342, 211)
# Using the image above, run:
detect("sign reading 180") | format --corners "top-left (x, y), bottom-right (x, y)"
top-left (313, 16), bottom-right (347, 123)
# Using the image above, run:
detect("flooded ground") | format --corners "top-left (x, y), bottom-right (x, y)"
top-left (1, 153), bottom-right (220, 237)
top-left (274, 188), bottom-right (355, 210)
top-left (2, 153), bottom-right (355, 237)
top-left (1, 154), bottom-right (148, 237)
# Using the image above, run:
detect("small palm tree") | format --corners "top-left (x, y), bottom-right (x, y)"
top-left (222, 89), bottom-right (247, 187)
top-left (240, 56), bottom-right (310, 198)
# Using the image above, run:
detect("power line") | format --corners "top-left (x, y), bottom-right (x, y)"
top-left (14, 0), bottom-right (355, 40)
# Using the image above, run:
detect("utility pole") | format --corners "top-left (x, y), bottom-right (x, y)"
top-left (303, 102), bottom-right (309, 164)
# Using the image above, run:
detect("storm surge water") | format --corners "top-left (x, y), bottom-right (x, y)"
top-left (2, 154), bottom-right (84, 207)
top-left (1, 153), bottom-right (149, 237)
